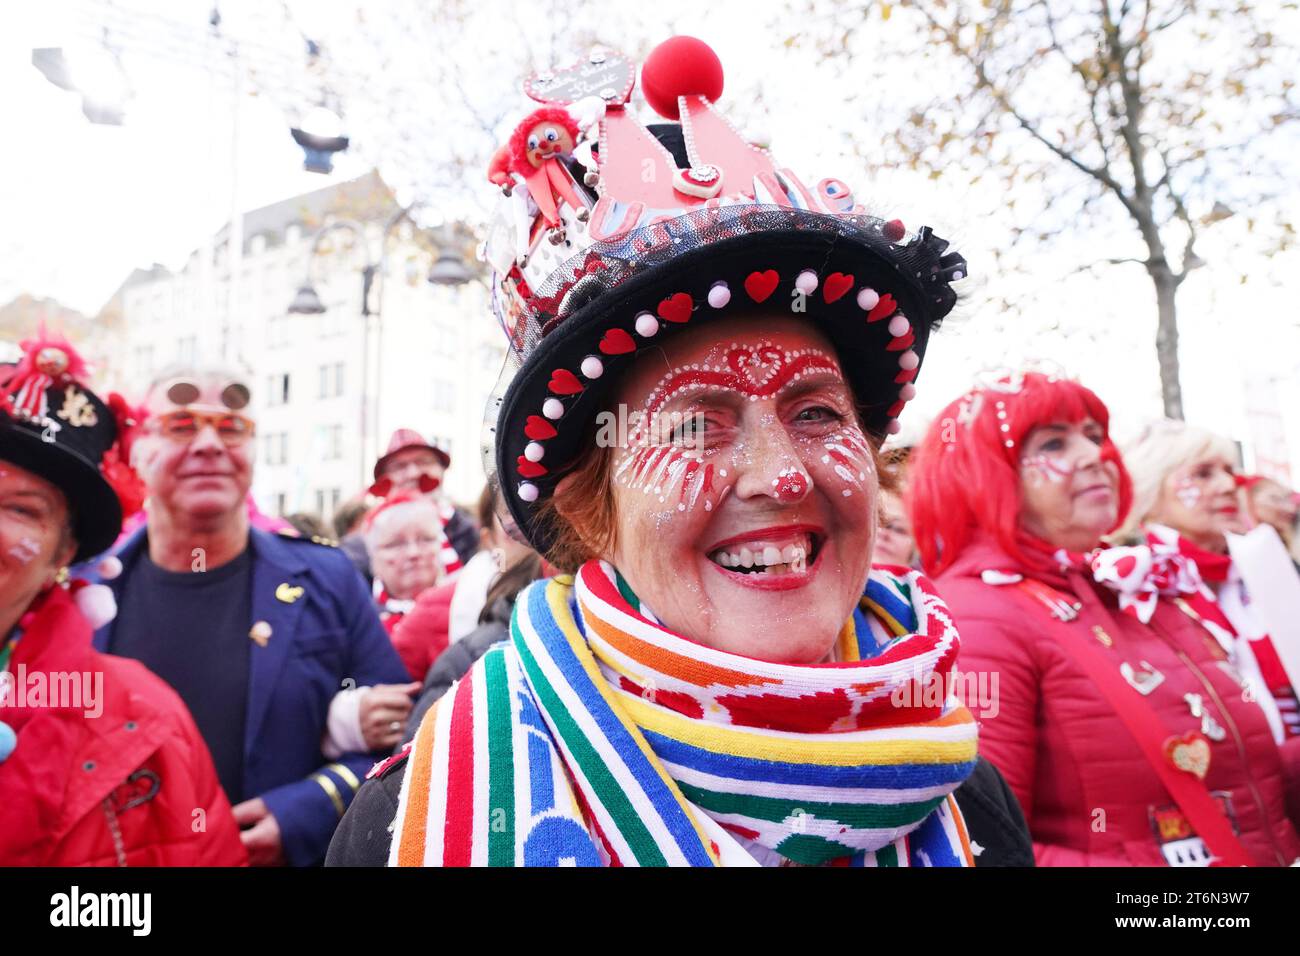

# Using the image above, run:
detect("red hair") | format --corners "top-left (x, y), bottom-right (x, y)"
top-left (908, 372), bottom-right (1133, 576)
top-left (507, 107), bottom-right (580, 175)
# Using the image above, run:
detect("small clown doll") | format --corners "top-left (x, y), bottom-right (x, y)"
top-left (488, 106), bottom-right (584, 229)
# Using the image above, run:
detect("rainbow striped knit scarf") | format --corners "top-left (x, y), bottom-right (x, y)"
top-left (388, 560), bottom-right (979, 866)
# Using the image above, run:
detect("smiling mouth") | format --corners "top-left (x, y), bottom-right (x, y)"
top-left (706, 529), bottom-right (824, 576)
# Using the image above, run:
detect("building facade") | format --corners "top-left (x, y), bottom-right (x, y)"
top-left (92, 172), bottom-right (505, 518)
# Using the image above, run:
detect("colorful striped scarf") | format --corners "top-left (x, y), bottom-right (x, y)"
top-left (388, 560), bottom-right (979, 866)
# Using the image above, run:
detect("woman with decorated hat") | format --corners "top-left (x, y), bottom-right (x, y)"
top-left (0, 330), bottom-right (246, 866)
top-left (907, 370), bottom-right (1300, 866)
top-left (328, 36), bottom-right (1032, 868)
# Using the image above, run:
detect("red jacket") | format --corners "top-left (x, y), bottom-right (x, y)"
top-left (389, 581), bottom-right (455, 682)
top-left (937, 535), bottom-right (1300, 866)
top-left (0, 587), bottom-right (247, 866)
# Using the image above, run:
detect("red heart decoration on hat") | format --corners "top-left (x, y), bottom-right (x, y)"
top-left (525, 416), bottom-right (558, 440)
top-left (657, 293), bottom-right (693, 324)
top-left (887, 400), bottom-right (906, 418)
top-left (517, 457), bottom-right (548, 479)
top-left (895, 368), bottom-right (918, 385)
top-left (744, 270), bottom-right (779, 303)
top-left (548, 369), bottom-right (584, 395)
top-left (886, 330), bottom-right (916, 352)
top-left (823, 272), bottom-right (854, 303)
top-left (599, 328), bottom-right (636, 355)
top-left (867, 294), bottom-right (898, 323)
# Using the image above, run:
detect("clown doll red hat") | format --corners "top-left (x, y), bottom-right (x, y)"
top-left (479, 36), bottom-right (968, 552)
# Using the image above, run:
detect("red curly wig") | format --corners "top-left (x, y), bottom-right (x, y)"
top-left (908, 371), bottom-right (1133, 576)
top-left (507, 107), bottom-right (581, 176)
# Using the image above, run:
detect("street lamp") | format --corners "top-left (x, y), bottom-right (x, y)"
top-left (288, 209), bottom-right (475, 487)
top-left (427, 248), bottom-right (476, 286)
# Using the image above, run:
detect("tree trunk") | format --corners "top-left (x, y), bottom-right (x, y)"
top-left (1149, 266), bottom-right (1184, 420)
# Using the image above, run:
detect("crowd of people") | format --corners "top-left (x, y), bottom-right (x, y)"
top-left (3, 35), bottom-right (1300, 868)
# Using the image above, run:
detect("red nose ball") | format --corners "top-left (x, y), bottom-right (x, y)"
top-left (641, 35), bottom-right (725, 120)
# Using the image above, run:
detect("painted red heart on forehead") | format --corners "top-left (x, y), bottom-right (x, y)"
top-left (726, 346), bottom-right (784, 390)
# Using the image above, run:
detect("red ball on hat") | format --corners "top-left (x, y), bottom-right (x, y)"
top-left (641, 35), bottom-right (725, 120)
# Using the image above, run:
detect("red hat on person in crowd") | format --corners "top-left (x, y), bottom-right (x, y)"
top-left (373, 428), bottom-right (451, 480)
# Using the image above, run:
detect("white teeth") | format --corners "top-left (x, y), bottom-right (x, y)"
top-left (710, 535), bottom-right (814, 571)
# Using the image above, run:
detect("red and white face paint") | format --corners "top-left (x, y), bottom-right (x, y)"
top-left (596, 316), bottom-right (878, 665)
top-left (1016, 419), bottom-right (1120, 554)
top-left (0, 459), bottom-right (74, 635)
top-left (1150, 455), bottom-right (1240, 552)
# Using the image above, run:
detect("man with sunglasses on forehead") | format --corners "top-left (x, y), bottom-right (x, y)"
top-left (90, 366), bottom-right (408, 866)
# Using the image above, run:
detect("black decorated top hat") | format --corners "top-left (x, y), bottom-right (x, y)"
top-left (478, 36), bottom-right (968, 554)
top-left (0, 331), bottom-right (137, 562)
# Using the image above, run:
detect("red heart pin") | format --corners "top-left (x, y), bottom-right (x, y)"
top-left (517, 457), bottom-right (548, 479)
top-left (657, 293), bottom-right (693, 324)
top-left (867, 294), bottom-right (897, 323)
top-left (823, 272), bottom-right (854, 303)
top-left (525, 416), bottom-right (557, 440)
top-left (599, 328), bottom-right (636, 355)
top-left (744, 270), bottom-right (779, 303)
top-left (886, 330), bottom-right (916, 352)
top-left (548, 369), bottom-right (583, 395)
top-left (1164, 731), bottom-right (1211, 780)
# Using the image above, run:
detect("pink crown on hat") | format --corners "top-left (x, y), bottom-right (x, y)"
top-left (481, 37), bottom-right (885, 346)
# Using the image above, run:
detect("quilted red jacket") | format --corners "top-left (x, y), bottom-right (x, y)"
top-left (937, 535), bottom-right (1300, 866)
top-left (389, 581), bottom-right (455, 682)
top-left (0, 586), bottom-right (247, 866)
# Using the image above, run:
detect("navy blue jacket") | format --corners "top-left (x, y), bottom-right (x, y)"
top-left (91, 525), bottom-right (408, 866)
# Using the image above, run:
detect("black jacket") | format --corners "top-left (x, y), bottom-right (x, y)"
top-left (327, 752), bottom-right (1034, 867)
top-left (402, 597), bottom-right (513, 744)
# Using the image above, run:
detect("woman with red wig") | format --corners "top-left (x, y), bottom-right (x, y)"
top-left (909, 370), bottom-right (1300, 866)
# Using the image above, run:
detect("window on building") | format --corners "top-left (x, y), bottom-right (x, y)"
top-left (318, 362), bottom-right (346, 398)
top-left (266, 373), bottom-right (290, 406)
top-left (431, 380), bottom-right (456, 413)
top-left (314, 488), bottom-right (341, 516)
top-left (263, 432), bottom-right (289, 466)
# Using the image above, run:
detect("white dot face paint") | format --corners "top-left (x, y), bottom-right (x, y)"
top-left (597, 315), bottom-right (878, 666)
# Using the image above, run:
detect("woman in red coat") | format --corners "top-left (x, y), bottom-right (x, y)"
top-left (908, 370), bottom-right (1300, 866)
top-left (1, 333), bottom-right (246, 866)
